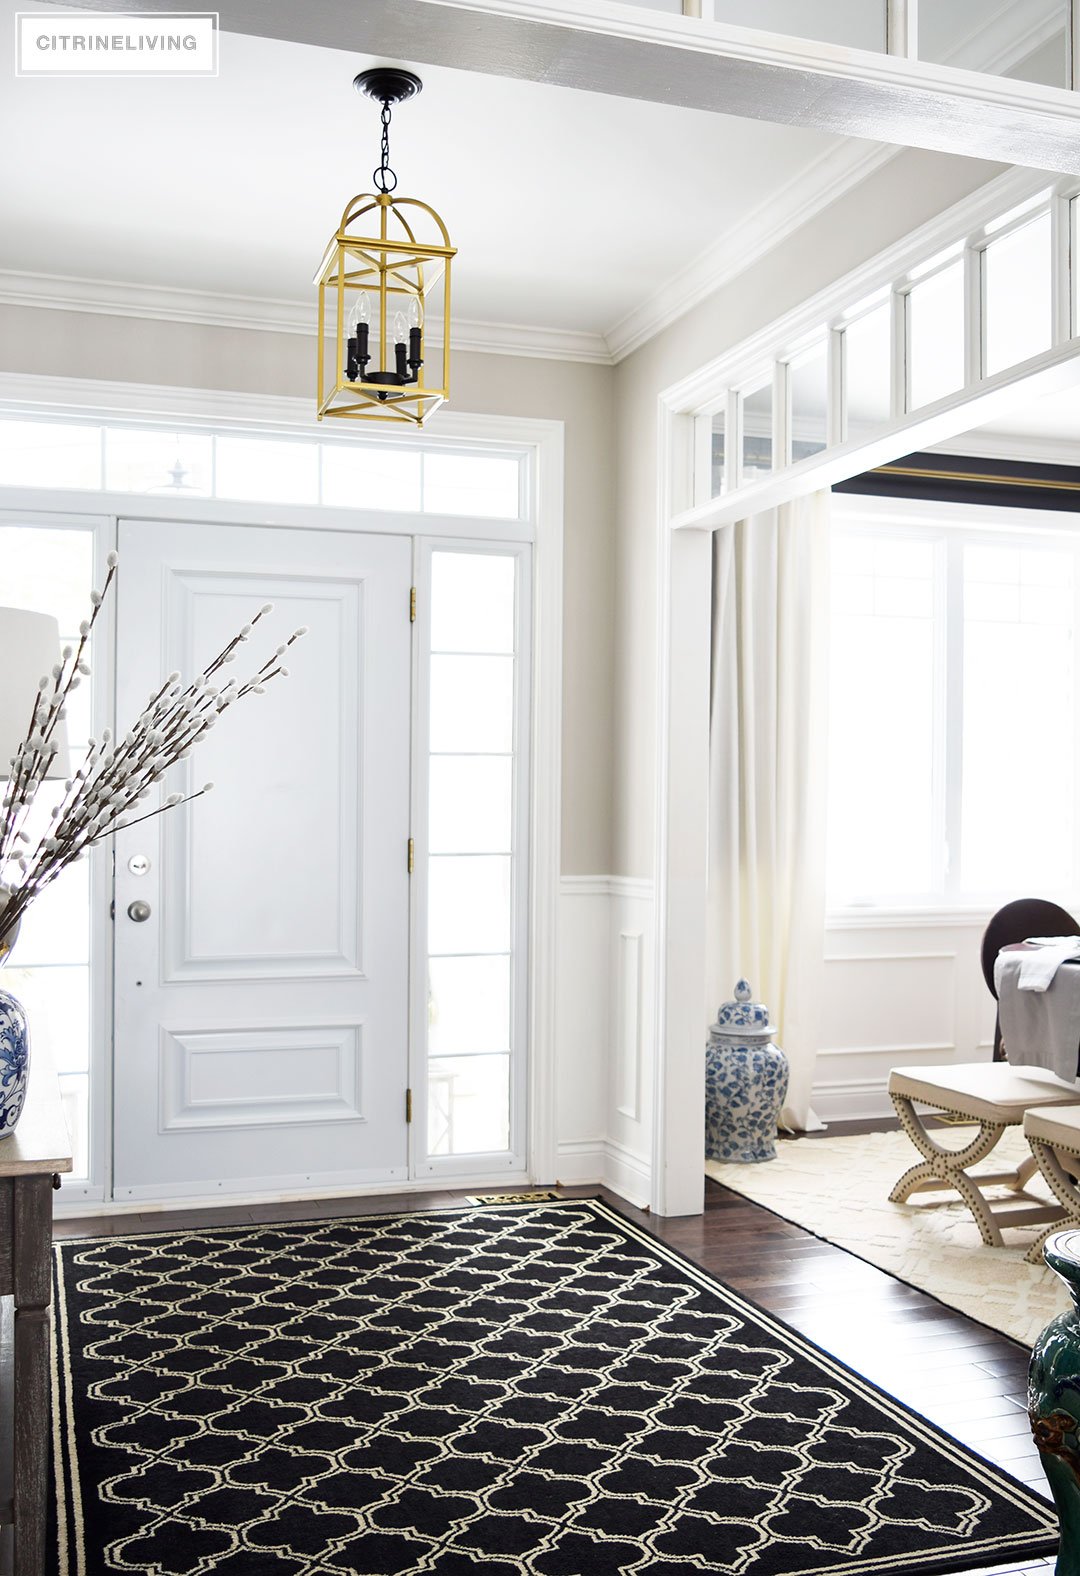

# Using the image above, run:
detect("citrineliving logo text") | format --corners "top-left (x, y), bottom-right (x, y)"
top-left (16, 13), bottom-right (218, 75)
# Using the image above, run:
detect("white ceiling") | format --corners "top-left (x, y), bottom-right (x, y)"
top-left (965, 386), bottom-right (1080, 448)
top-left (0, 0), bottom-right (877, 344)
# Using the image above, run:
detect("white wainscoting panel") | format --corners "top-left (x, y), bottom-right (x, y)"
top-left (556, 878), bottom-right (656, 1205)
top-left (554, 880), bottom-right (609, 1185)
top-left (608, 880), bottom-right (654, 1206)
top-left (813, 914), bottom-right (998, 1121)
top-left (556, 886), bottom-right (998, 1176)
top-left (615, 930), bottom-right (644, 1122)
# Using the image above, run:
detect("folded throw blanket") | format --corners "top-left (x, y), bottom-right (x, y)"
top-left (995, 948), bottom-right (1080, 1081)
top-left (1018, 936), bottom-right (1080, 991)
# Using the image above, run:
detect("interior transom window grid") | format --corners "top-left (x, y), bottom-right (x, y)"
top-left (615, 0), bottom-right (1070, 91)
top-left (694, 174), bottom-right (1080, 511)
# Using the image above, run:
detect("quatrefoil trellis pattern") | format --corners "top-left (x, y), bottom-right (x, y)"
top-left (51, 1200), bottom-right (1056, 1575)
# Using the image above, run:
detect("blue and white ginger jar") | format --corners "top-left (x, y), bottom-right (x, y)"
top-left (705, 978), bottom-right (789, 1164)
top-left (0, 990), bottom-right (29, 1137)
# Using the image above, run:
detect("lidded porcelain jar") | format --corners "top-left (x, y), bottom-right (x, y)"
top-left (705, 979), bottom-right (790, 1164)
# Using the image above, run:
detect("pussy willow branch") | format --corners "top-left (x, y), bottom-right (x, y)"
top-left (0, 570), bottom-right (306, 948)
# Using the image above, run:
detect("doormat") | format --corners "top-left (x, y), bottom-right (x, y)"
top-left (51, 1198), bottom-right (1057, 1575)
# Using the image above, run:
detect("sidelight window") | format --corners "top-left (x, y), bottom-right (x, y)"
top-left (419, 545), bottom-right (529, 1171)
top-left (0, 522), bottom-right (97, 1178)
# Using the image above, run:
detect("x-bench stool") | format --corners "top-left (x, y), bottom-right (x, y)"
top-left (888, 1063), bottom-right (1080, 1248)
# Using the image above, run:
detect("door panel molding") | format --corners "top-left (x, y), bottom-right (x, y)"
top-left (160, 568), bottom-right (366, 984)
top-left (159, 1022), bottom-right (365, 1133)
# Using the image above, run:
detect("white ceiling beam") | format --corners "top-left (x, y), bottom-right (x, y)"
top-left (61, 0), bottom-right (1080, 174)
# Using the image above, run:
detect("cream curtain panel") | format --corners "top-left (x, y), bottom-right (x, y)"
top-left (707, 492), bottom-right (830, 1132)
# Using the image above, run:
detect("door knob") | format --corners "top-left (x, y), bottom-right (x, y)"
top-left (127, 900), bottom-right (152, 923)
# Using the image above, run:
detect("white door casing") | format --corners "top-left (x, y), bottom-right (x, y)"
top-left (112, 519), bottom-right (413, 1201)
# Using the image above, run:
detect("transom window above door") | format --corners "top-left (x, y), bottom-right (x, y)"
top-left (0, 415), bottom-right (526, 521)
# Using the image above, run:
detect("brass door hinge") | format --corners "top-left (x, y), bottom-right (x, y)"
top-left (409, 586), bottom-right (416, 623)
top-left (407, 837), bottom-right (414, 874)
top-left (405, 1087), bottom-right (413, 1123)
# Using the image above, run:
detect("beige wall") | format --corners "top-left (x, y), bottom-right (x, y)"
top-left (610, 146), bottom-right (1004, 878)
top-left (0, 305), bottom-right (616, 875)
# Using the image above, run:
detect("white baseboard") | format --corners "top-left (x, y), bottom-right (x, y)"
top-left (553, 1137), bottom-right (652, 1210)
top-left (602, 1138), bottom-right (652, 1210)
top-left (812, 1077), bottom-right (895, 1124)
top-left (553, 1139), bottom-right (606, 1186)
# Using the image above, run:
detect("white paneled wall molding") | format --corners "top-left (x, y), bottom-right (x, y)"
top-left (815, 914), bottom-right (998, 1122)
top-left (557, 881), bottom-right (1003, 1162)
top-left (557, 877), bottom-right (655, 1205)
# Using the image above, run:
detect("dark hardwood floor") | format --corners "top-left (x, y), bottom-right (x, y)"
top-left (54, 1145), bottom-right (1058, 1576)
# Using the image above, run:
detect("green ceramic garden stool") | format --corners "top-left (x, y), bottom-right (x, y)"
top-left (1030, 1229), bottom-right (1080, 1575)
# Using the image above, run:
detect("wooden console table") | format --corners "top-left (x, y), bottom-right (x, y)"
top-left (0, 1062), bottom-right (72, 1576)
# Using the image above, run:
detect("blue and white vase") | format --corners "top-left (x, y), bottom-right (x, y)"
top-left (0, 991), bottom-right (29, 1137)
top-left (0, 917), bottom-right (29, 1137)
top-left (705, 978), bottom-right (789, 1163)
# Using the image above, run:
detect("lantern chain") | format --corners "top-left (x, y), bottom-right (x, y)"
top-left (374, 99), bottom-right (398, 194)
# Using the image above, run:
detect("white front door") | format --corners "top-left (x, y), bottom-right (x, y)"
top-left (112, 519), bottom-right (413, 1201)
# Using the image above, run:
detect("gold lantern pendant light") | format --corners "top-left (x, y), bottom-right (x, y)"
top-left (315, 68), bottom-right (455, 427)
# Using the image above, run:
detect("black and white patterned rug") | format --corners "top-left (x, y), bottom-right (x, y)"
top-left (51, 1198), bottom-right (1057, 1575)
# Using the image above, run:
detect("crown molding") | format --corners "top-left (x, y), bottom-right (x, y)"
top-left (451, 317), bottom-right (613, 364)
top-left (0, 269), bottom-right (313, 335)
top-left (0, 269), bottom-right (614, 366)
top-left (604, 139), bottom-right (898, 363)
top-left (0, 140), bottom-right (894, 373)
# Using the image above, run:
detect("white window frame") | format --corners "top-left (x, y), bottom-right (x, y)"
top-left (974, 203), bottom-right (1057, 383)
top-left (828, 490), bottom-right (1080, 920)
top-left (0, 375), bottom-right (563, 1212)
top-left (411, 538), bottom-right (532, 1180)
top-left (0, 507), bottom-right (114, 1207)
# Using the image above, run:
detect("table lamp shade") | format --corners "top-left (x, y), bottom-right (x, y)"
top-left (0, 608), bottom-right (70, 781)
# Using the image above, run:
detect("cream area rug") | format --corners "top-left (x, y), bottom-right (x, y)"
top-left (705, 1125), bottom-right (1072, 1346)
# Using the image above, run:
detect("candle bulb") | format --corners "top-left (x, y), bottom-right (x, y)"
top-left (407, 297), bottom-right (422, 375)
top-left (356, 292), bottom-right (371, 370)
top-left (347, 294), bottom-right (371, 382)
top-left (394, 311), bottom-right (408, 380)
